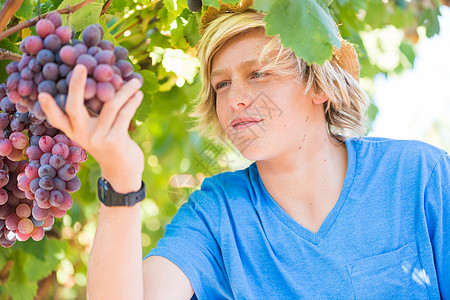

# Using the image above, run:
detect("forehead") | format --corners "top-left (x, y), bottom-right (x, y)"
top-left (211, 30), bottom-right (271, 76)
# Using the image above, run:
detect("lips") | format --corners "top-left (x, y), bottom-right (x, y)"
top-left (231, 117), bottom-right (263, 128)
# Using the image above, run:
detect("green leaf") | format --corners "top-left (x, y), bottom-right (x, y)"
top-left (252, 0), bottom-right (275, 12)
top-left (399, 41), bottom-right (415, 66)
top-left (171, 17), bottom-right (190, 49)
top-left (5, 251), bottom-right (38, 300)
top-left (423, 8), bottom-right (440, 38)
top-left (15, 0), bottom-right (34, 19)
top-left (364, 0), bottom-right (386, 29)
top-left (23, 238), bottom-right (67, 282)
top-left (264, 0), bottom-right (340, 65)
top-left (203, 0), bottom-right (221, 9)
top-left (20, 237), bottom-right (46, 261)
top-left (58, 0), bottom-right (103, 33)
top-left (184, 13), bottom-right (201, 47)
top-left (109, 0), bottom-right (131, 14)
top-left (135, 70), bottom-right (158, 122)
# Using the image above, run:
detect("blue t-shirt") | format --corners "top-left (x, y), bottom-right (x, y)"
top-left (145, 137), bottom-right (449, 299)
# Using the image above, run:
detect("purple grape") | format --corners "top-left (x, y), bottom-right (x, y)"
top-left (65, 176), bottom-right (81, 192)
top-left (96, 82), bottom-right (115, 102)
top-left (34, 72), bottom-right (44, 85)
top-left (56, 79), bottom-right (68, 94)
top-left (18, 79), bottom-right (33, 97)
top-left (49, 190), bottom-right (63, 207)
top-left (36, 49), bottom-right (55, 65)
top-left (54, 94), bottom-right (67, 112)
top-left (36, 19), bottom-right (55, 38)
top-left (39, 136), bottom-right (55, 152)
top-left (88, 46), bottom-right (101, 56)
top-left (0, 114), bottom-right (9, 130)
top-left (9, 132), bottom-right (28, 149)
top-left (39, 176), bottom-right (54, 190)
top-left (26, 145), bottom-right (44, 161)
top-left (0, 204), bottom-right (11, 219)
top-left (53, 177), bottom-right (65, 191)
top-left (52, 143), bottom-right (69, 158)
top-left (53, 134), bottom-right (69, 145)
top-left (57, 164), bottom-right (76, 181)
top-left (6, 73), bottom-right (20, 90)
top-left (1, 96), bottom-right (16, 113)
top-left (114, 46), bottom-right (128, 60)
top-left (82, 24), bottom-right (102, 47)
top-left (31, 217), bottom-right (44, 227)
top-left (94, 64), bottom-right (114, 82)
top-left (30, 178), bottom-right (40, 193)
top-left (20, 67), bottom-right (33, 80)
top-left (84, 78), bottom-right (97, 99)
top-left (49, 154), bottom-right (65, 170)
top-left (10, 118), bottom-right (25, 132)
top-left (76, 54), bottom-right (97, 75)
top-left (55, 26), bottom-right (71, 44)
top-left (29, 58), bottom-right (42, 73)
top-left (32, 202), bottom-right (49, 220)
top-left (46, 11), bottom-right (62, 28)
top-left (59, 64), bottom-right (72, 77)
top-left (5, 62), bottom-right (19, 75)
top-left (74, 43), bottom-right (88, 56)
top-left (24, 36), bottom-right (44, 55)
top-left (42, 62), bottom-right (59, 81)
top-left (43, 34), bottom-right (62, 52)
top-left (95, 50), bottom-right (115, 65)
top-left (115, 60), bottom-right (134, 78)
top-left (0, 138), bottom-right (12, 156)
top-left (38, 164), bottom-right (56, 178)
top-left (98, 40), bottom-right (114, 51)
top-left (0, 170), bottom-right (9, 188)
top-left (67, 146), bottom-right (82, 162)
top-left (14, 112), bottom-right (31, 124)
top-left (38, 80), bottom-right (57, 96)
top-left (59, 45), bottom-right (77, 66)
top-left (18, 55), bottom-right (32, 71)
top-left (31, 101), bottom-right (46, 121)
top-left (29, 123), bottom-right (46, 136)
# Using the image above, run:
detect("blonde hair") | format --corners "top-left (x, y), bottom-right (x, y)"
top-left (189, 12), bottom-right (370, 144)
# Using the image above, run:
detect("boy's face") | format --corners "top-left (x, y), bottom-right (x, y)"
top-left (211, 29), bottom-right (327, 162)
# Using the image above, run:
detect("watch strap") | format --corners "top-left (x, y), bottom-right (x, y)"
top-left (97, 178), bottom-right (146, 207)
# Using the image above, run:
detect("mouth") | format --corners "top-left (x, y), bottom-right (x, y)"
top-left (231, 119), bottom-right (263, 130)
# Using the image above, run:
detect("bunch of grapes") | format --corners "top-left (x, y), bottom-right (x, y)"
top-left (0, 84), bottom-right (87, 248)
top-left (5, 11), bottom-right (143, 116)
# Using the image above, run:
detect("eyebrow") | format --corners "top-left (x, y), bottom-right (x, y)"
top-left (211, 59), bottom-right (260, 79)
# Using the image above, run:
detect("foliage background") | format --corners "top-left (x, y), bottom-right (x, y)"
top-left (0, 0), bottom-right (447, 298)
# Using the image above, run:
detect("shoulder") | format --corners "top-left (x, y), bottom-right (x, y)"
top-left (347, 136), bottom-right (447, 165)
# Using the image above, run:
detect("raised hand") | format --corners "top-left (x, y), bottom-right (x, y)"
top-left (39, 64), bottom-right (144, 193)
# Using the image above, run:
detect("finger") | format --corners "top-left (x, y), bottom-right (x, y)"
top-left (66, 65), bottom-right (90, 128)
top-left (38, 92), bottom-right (73, 135)
top-left (110, 90), bottom-right (144, 135)
top-left (95, 78), bottom-right (142, 135)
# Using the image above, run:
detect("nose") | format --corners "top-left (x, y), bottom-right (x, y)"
top-left (227, 80), bottom-right (253, 109)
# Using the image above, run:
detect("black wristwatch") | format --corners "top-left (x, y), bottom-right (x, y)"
top-left (97, 177), bottom-right (146, 207)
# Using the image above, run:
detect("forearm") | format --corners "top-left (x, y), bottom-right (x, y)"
top-left (87, 203), bottom-right (143, 299)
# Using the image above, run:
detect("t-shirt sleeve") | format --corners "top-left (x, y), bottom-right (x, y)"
top-left (424, 152), bottom-right (450, 297)
top-left (144, 177), bottom-right (231, 299)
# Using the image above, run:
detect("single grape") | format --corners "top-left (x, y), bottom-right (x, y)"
top-left (14, 112), bottom-right (30, 124)
top-left (109, 73), bottom-right (123, 90)
top-left (55, 26), bottom-right (71, 44)
top-left (88, 46), bottom-right (101, 56)
top-left (42, 214), bottom-right (54, 227)
top-left (115, 60), bottom-right (133, 78)
top-left (38, 80), bottom-right (57, 96)
top-left (96, 82), bottom-right (115, 102)
top-left (65, 176), bottom-right (81, 192)
top-left (57, 164), bottom-right (76, 181)
top-left (36, 49), bottom-right (55, 66)
top-left (30, 101), bottom-right (46, 121)
top-left (82, 24), bottom-right (102, 47)
top-left (0, 113), bottom-right (9, 130)
top-left (16, 203), bottom-right (31, 218)
top-left (5, 61), bottom-right (19, 75)
top-left (114, 46), bottom-right (128, 60)
top-left (6, 72), bottom-right (20, 90)
top-left (52, 143), bottom-right (69, 158)
top-left (20, 67), bottom-right (33, 80)
top-left (50, 206), bottom-right (66, 218)
top-left (93, 64), bottom-right (114, 82)
top-left (95, 50), bottom-right (115, 65)
top-left (32, 203), bottom-right (49, 220)
top-left (31, 217), bottom-right (44, 227)
top-left (29, 58), bottom-right (42, 73)
top-left (43, 34), bottom-right (62, 52)
top-left (5, 213), bottom-right (19, 230)
top-left (53, 177), bottom-right (65, 191)
top-left (36, 19), bottom-right (55, 38)
top-left (18, 54), bottom-right (32, 71)
top-left (59, 64), bottom-right (72, 77)
top-left (9, 132), bottom-right (29, 149)
top-left (25, 160), bottom-right (40, 178)
top-left (74, 43), bottom-right (88, 56)
top-left (84, 78), bottom-right (97, 99)
top-left (29, 177), bottom-right (40, 194)
top-left (31, 225), bottom-right (45, 241)
top-left (39, 136), bottom-right (55, 152)
top-left (126, 72), bottom-right (144, 85)
top-left (34, 72), bottom-right (44, 85)
top-left (98, 40), bottom-right (114, 51)
top-left (56, 79), bottom-right (68, 94)
top-left (0, 204), bottom-right (11, 219)
top-left (42, 62), bottom-right (59, 81)
top-left (13, 185), bottom-right (25, 198)
top-left (53, 134), bottom-right (69, 145)
top-left (59, 45), bottom-right (77, 66)
top-left (7, 147), bottom-right (23, 161)
top-left (49, 154), bottom-right (65, 170)
top-left (49, 190), bottom-right (63, 207)
top-left (38, 165), bottom-right (56, 178)
top-left (39, 176), bottom-right (54, 190)
top-left (17, 175), bottom-right (32, 192)
top-left (10, 118), bottom-right (25, 132)
top-left (17, 218), bottom-right (34, 235)
top-left (46, 11), bottom-right (62, 28)
top-left (0, 138), bottom-right (12, 156)
top-left (76, 54), bottom-right (97, 75)
top-left (1, 96), bottom-right (17, 113)
top-left (54, 94), bottom-right (67, 112)
top-left (187, 0), bottom-right (202, 12)
top-left (16, 230), bottom-right (31, 241)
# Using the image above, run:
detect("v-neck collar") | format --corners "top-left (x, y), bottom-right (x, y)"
top-left (250, 138), bottom-right (357, 245)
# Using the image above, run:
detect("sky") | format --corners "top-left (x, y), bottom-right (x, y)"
top-left (369, 6), bottom-right (450, 151)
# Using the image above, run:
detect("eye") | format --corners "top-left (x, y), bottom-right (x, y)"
top-left (252, 71), bottom-right (267, 79)
top-left (215, 81), bottom-right (229, 90)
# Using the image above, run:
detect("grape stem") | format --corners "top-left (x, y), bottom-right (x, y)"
top-left (0, 261), bottom-right (14, 284)
top-left (0, 0), bottom-right (24, 35)
top-left (0, 0), bottom-right (98, 42)
top-left (101, 0), bottom-right (114, 17)
top-left (0, 47), bottom-right (22, 61)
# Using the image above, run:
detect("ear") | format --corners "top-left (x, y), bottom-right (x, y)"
top-left (311, 91), bottom-right (328, 105)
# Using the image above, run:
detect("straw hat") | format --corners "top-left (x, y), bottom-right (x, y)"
top-left (199, 0), bottom-right (360, 81)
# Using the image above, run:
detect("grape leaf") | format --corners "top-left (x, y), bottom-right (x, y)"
top-left (251, 0), bottom-right (274, 12)
top-left (135, 70), bottom-right (158, 122)
top-left (184, 13), bottom-right (201, 47)
top-left (264, 0), bottom-right (340, 65)
top-left (19, 237), bottom-right (46, 261)
top-left (109, 0), bottom-right (131, 14)
top-left (23, 238), bottom-right (67, 282)
top-left (171, 17), bottom-right (190, 50)
top-left (5, 250), bottom-right (38, 300)
top-left (58, 0), bottom-right (103, 33)
top-left (203, 0), bottom-right (221, 9)
top-left (15, 0), bottom-right (34, 19)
